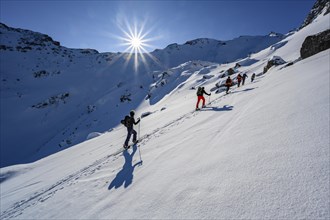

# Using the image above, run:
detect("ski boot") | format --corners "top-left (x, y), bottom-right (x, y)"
top-left (123, 144), bottom-right (129, 149)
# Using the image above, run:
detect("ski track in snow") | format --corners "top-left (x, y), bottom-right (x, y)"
top-left (0, 86), bottom-right (242, 219)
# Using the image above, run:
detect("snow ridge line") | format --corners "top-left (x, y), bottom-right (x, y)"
top-left (0, 88), bottom-right (236, 219)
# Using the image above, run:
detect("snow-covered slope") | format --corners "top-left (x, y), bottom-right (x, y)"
top-left (0, 24), bottom-right (283, 167)
top-left (0, 9), bottom-right (329, 218)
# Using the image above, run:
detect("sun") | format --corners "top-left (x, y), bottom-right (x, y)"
top-left (130, 37), bottom-right (142, 49)
top-left (117, 19), bottom-right (151, 55)
top-left (112, 18), bottom-right (163, 72)
top-left (125, 32), bottom-right (146, 54)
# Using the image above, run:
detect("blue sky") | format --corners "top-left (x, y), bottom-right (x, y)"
top-left (0, 0), bottom-right (315, 53)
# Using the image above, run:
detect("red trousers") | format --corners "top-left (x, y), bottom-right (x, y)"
top-left (196, 96), bottom-right (205, 108)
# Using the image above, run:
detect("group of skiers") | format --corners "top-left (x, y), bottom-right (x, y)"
top-left (224, 72), bottom-right (256, 94)
top-left (122, 72), bottom-right (256, 148)
top-left (197, 72), bottom-right (256, 110)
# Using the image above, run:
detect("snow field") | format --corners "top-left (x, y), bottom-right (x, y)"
top-left (1, 49), bottom-right (329, 219)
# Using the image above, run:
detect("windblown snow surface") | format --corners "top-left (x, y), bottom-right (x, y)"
top-left (0, 11), bottom-right (329, 220)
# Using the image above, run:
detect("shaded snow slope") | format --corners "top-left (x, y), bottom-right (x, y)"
top-left (1, 48), bottom-right (329, 219)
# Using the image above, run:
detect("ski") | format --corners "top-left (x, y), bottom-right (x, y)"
top-left (196, 105), bottom-right (208, 111)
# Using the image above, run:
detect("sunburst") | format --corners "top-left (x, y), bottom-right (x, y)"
top-left (130, 37), bottom-right (142, 50)
top-left (114, 18), bottom-right (163, 73)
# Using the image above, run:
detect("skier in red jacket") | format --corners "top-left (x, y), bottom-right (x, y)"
top-left (196, 87), bottom-right (211, 110)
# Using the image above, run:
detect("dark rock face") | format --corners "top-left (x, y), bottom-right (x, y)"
top-left (299, 0), bottom-right (330, 30)
top-left (300, 29), bottom-right (330, 59)
top-left (0, 22), bottom-right (61, 48)
top-left (234, 63), bottom-right (241, 68)
top-left (227, 68), bottom-right (235, 75)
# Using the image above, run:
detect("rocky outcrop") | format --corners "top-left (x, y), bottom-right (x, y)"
top-left (300, 29), bottom-right (330, 59)
top-left (32, 93), bottom-right (70, 109)
top-left (263, 56), bottom-right (286, 73)
top-left (299, 0), bottom-right (330, 30)
top-left (0, 22), bottom-right (61, 48)
top-left (227, 68), bottom-right (235, 75)
top-left (234, 63), bottom-right (241, 68)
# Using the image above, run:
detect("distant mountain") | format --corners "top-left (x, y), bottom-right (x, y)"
top-left (299, 0), bottom-right (330, 30)
top-left (151, 33), bottom-right (283, 68)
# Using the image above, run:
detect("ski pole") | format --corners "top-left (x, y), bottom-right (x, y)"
top-left (138, 119), bottom-right (142, 163)
top-left (138, 143), bottom-right (142, 164)
top-left (138, 118), bottom-right (141, 141)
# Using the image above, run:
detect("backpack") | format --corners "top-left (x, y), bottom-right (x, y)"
top-left (196, 87), bottom-right (203, 96)
top-left (226, 78), bottom-right (232, 86)
top-left (121, 115), bottom-right (130, 127)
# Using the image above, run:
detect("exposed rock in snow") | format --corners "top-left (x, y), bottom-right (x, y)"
top-left (300, 29), bottom-right (330, 59)
top-left (263, 56), bottom-right (286, 73)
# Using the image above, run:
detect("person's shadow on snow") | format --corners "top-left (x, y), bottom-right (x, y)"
top-left (231, 87), bottom-right (257, 94)
top-left (108, 144), bottom-right (142, 190)
top-left (201, 105), bottom-right (234, 112)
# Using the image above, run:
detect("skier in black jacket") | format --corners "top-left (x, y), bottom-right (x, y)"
top-left (251, 73), bottom-right (256, 82)
top-left (242, 73), bottom-right (248, 86)
top-left (123, 110), bottom-right (140, 148)
top-left (225, 76), bottom-right (233, 94)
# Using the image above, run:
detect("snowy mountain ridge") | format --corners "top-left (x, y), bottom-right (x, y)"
top-left (299, 0), bottom-right (330, 30)
top-left (0, 22), bottom-right (283, 167)
top-left (153, 33), bottom-right (283, 67)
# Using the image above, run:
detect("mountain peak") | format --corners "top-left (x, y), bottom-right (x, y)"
top-left (268, 31), bottom-right (281, 37)
top-left (299, 0), bottom-right (330, 30)
top-left (0, 22), bottom-right (61, 48)
top-left (184, 38), bottom-right (217, 46)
